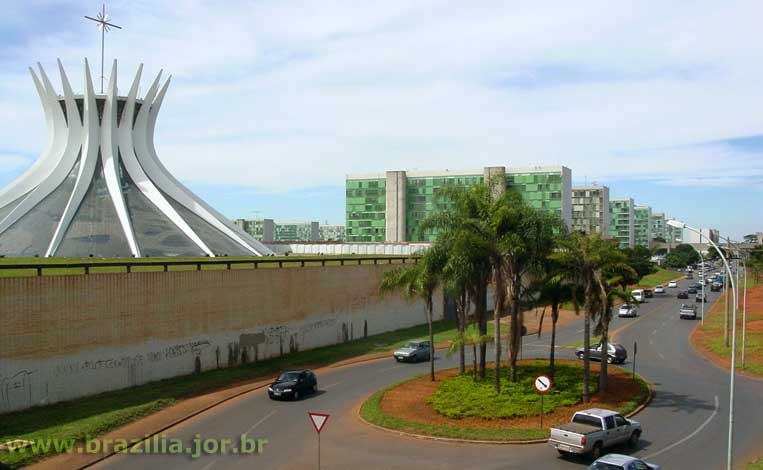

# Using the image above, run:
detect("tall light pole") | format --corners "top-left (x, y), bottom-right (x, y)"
top-left (719, 235), bottom-right (748, 369)
top-left (668, 220), bottom-right (737, 470)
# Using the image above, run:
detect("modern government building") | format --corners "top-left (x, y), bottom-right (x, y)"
top-left (345, 167), bottom-right (684, 248)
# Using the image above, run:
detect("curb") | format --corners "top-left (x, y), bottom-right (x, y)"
top-left (355, 366), bottom-right (654, 446)
top-left (355, 401), bottom-right (548, 446)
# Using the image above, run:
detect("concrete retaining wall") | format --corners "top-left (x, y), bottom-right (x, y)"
top-left (0, 264), bottom-right (441, 412)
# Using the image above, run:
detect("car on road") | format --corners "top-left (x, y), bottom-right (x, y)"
top-left (711, 282), bottom-right (722, 292)
top-left (686, 273), bottom-right (694, 280)
top-left (393, 340), bottom-right (432, 362)
top-left (587, 454), bottom-right (661, 470)
top-left (268, 369), bottom-right (318, 400)
top-left (680, 303), bottom-right (698, 320)
top-left (549, 408), bottom-right (642, 459)
top-left (618, 303), bottom-right (638, 317)
top-left (696, 293), bottom-right (708, 303)
top-left (677, 290), bottom-right (689, 299)
top-left (643, 289), bottom-right (653, 298)
top-left (654, 285), bottom-right (665, 294)
top-left (631, 289), bottom-right (645, 303)
top-left (687, 286), bottom-right (697, 294)
top-left (668, 281), bottom-right (678, 288)
top-left (576, 343), bottom-right (627, 364)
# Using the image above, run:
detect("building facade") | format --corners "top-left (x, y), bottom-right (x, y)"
top-left (609, 198), bottom-right (635, 249)
top-left (665, 217), bottom-right (684, 244)
top-left (571, 185), bottom-right (610, 236)
top-left (650, 212), bottom-right (666, 242)
top-left (234, 219), bottom-right (322, 242)
top-left (346, 166), bottom-right (572, 242)
top-left (685, 228), bottom-right (720, 245)
top-left (319, 224), bottom-right (346, 242)
top-left (634, 205), bottom-right (652, 248)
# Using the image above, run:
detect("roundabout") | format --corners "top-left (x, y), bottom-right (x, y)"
top-left (359, 360), bottom-right (650, 444)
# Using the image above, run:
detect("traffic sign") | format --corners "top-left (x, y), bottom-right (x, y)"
top-left (534, 374), bottom-right (553, 394)
top-left (308, 412), bottom-right (330, 434)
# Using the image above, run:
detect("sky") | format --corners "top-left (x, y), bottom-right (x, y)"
top-left (1, 1), bottom-right (762, 238)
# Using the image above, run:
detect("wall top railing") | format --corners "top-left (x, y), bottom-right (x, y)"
top-left (0, 255), bottom-right (420, 277)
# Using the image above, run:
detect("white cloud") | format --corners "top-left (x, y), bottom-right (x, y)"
top-left (1, 0), bottom-right (763, 196)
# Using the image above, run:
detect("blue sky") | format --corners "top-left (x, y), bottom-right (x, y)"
top-left (1, 1), bottom-right (763, 238)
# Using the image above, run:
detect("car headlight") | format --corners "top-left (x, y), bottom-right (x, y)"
top-left (283, 388), bottom-right (292, 392)
top-left (268, 387), bottom-right (273, 392)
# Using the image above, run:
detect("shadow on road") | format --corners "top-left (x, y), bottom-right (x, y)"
top-left (647, 390), bottom-right (716, 414)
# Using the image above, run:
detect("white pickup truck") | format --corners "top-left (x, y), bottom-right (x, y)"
top-left (548, 408), bottom-right (641, 460)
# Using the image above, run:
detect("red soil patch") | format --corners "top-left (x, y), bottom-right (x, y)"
top-left (747, 320), bottom-right (763, 332)
top-left (380, 360), bottom-right (643, 431)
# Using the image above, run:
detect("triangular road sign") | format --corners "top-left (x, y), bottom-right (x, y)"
top-left (308, 412), bottom-right (330, 433)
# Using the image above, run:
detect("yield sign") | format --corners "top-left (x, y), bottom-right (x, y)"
top-left (308, 412), bottom-right (330, 434)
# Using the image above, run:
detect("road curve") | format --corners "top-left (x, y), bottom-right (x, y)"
top-left (93, 278), bottom-right (763, 469)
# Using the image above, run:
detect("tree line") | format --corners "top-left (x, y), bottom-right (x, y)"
top-left (381, 181), bottom-right (649, 402)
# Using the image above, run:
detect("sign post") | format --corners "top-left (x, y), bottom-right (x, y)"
top-left (534, 374), bottom-right (553, 428)
top-left (633, 341), bottom-right (638, 380)
top-left (308, 412), bottom-right (330, 470)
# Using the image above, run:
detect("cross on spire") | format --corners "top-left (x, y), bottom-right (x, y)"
top-left (85, 3), bottom-right (122, 93)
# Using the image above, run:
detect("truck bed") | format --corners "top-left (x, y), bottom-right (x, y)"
top-left (552, 422), bottom-right (601, 436)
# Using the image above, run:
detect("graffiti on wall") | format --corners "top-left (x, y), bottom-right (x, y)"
top-left (0, 369), bottom-right (37, 411)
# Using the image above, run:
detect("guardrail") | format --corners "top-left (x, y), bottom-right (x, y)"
top-left (0, 255), bottom-right (420, 277)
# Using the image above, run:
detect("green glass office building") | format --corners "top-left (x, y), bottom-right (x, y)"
top-left (346, 166), bottom-right (572, 242)
top-left (609, 198), bottom-right (635, 249)
top-left (633, 205), bottom-right (652, 248)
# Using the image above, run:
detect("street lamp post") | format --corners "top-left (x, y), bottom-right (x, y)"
top-left (719, 236), bottom-right (748, 369)
top-left (668, 220), bottom-right (737, 470)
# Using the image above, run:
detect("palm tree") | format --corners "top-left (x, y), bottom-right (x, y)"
top-left (380, 245), bottom-right (446, 381)
top-left (551, 232), bottom-right (609, 403)
top-left (448, 328), bottom-right (493, 381)
top-left (531, 264), bottom-right (581, 380)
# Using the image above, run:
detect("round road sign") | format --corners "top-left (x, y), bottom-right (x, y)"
top-left (534, 374), bottom-right (553, 394)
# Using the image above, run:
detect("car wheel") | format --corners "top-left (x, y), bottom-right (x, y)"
top-left (577, 352), bottom-right (584, 360)
top-left (557, 449), bottom-right (568, 456)
top-left (628, 431), bottom-right (640, 448)
top-left (293, 391), bottom-right (299, 401)
top-left (395, 357), bottom-right (401, 362)
top-left (607, 356), bottom-right (613, 364)
top-left (591, 442), bottom-right (603, 460)
top-left (312, 383), bottom-right (318, 394)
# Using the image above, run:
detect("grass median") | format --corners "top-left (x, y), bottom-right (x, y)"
top-left (636, 267), bottom-right (682, 288)
top-left (360, 360), bottom-right (650, 443)
top-left (0, 319), bottom-right (459, 469)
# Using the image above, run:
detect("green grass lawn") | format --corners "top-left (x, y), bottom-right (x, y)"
top-left (636, 267), bottom-right (682, 288)
top-left (428, 361), bottom-right (593, 419)
top-left (749, 458), bottom-right (763, 470)
top-left (0, 254), bottom-right (417, 277)
top-left (360, 380), bottom-right (549, 442)
top-left (0, 319), bottom-right (456, 469)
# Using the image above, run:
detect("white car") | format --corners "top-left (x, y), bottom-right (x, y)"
top-left (668, 281), bottom-right (678, 288)
top-left (618, 304), bottom-right (638, 317)
top-left (654, 285), bottom-right (665, 294)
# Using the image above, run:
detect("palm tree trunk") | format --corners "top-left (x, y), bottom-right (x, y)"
top-left (477, 282), bottom-right (488, 378)
top-left (493, 270), bottom-right (503, 393)
top-left (508, 278), bottom-right (522, 383)
top-left (582, 278), bottom-right (592, 403)
top-left (550, 303), bottom-right (559, 380)
top-left (427, 298), bottom-right (435, 382)
top-left (472, 343), bottom-right (478, 381)
top-left (458, 292), bottom-right (466, 374)
top-left (598, 280), bottom-right (610, 392)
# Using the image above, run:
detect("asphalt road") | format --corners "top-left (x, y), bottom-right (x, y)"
top-left (95, 276), bottom-right (763, 470)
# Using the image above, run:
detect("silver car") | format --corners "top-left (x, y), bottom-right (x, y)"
top-left (393, 340), bottom-right (431, 362)
top-left (587, 453), bottom-right (660, 470)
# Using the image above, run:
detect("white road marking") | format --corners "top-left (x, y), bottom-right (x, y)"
top-left (201, 460), bottom-right (217, 470)
top-left (322, 382), bottom-right (342, 389)
top-left (652, 329), bottom-right (658, 335)
top-left (642, 395), bottom-right (719, 460)
top-left (649, 339), bottom-right (654, 345)
top-left (657, 352), bottom-right (665, 360)
top-left (245, 409), bottom-right (277, 435)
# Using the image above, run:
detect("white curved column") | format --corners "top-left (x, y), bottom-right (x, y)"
top-left (135, 76), bottom-right (270, 255)
top-left (0, 64), bottom-right (66, 210)
top-left (0, 61), bottom-right (84, 238)
top-left (101, 60), bottom-right (140, 257)
top-left (47, 60), bottom-right (101, 256)
top-left (118, 65), bottom-right (214, 256)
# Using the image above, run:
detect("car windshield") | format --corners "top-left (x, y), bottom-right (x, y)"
top-left (405, 342), bottom-right (421, 349)
top-left (277, 372), bottom-right (302, 382)
top-left (620, 304), bottom-right (631, 309)
top-left (587, 463), bottom-right (624, 470)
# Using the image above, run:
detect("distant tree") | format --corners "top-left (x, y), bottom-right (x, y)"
top-left (665, 244), bottom-right (700, 268)
top-left (654, 248), bottom-right (668, 256)
top-left (621, 246), bottom-right (656, 279)
top-left (652, 236), bottom-right (666, 243)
